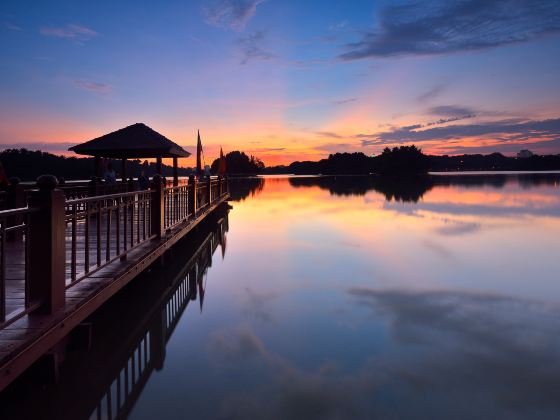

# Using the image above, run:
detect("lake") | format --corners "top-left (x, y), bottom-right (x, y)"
top-left (2, 173), bottom-right (560, 420)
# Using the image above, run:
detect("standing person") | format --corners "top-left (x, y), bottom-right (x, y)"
top-left (104, 163), bottom-right (117, 186)
top-left (138, 170), bottom-right (149, 190)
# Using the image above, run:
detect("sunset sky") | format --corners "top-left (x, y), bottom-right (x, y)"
top-left (1, 0), bottom-right (560, 166)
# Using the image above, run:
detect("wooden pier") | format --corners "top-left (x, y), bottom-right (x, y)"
top-left (0, 174), bottom-right (229, 391)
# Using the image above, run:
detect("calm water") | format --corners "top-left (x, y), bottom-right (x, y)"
top-left (3, 173), bottom-right (560, 419)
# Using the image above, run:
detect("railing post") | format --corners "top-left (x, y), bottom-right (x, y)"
top-left (150, 174), bottom-right (164, 239)
top-left (27, 175), bottom-right (66, 315)
top-left (188, 175), bottom-right (197, 217)
top-left (206, 177), bottom-right (211, 204)
top-left (217, 175), bottom-right (222, 197)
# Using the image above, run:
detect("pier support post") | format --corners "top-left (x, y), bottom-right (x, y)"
top-left (27, 175), bottom-right (66, 315)
top-left (188, 175), bottom-right (197, 218)
top-left (150, 174), bottom-right (164, 239)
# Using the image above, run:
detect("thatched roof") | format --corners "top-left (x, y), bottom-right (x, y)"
top-left (69, 123), bottom-right (191, 158)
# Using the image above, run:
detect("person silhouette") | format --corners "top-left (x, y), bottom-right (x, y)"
top-left (138, 170), bottom-right (149, 190)
top-left (104, 163), bottom-right (117, 186)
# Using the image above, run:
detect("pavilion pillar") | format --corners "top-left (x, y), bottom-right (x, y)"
top-left (121, 158), bottom-right (127, 184)
top-left (94, 156), bottom-right (102, 179)
top-left (156, 156), bottom-right (163, 175)
top-left (173, 157), bottom-right (179, 186)
top-left (150, 174), bottom-right (164, 239)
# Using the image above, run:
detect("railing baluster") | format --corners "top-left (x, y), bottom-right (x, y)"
top-left (71, 203), bottom-right (77, 282)
top-left (97, 202), bottom-right (102, 266)
top-left (123, 197), bottom-right (128, 252)
top-left (106, 200), bottom-right (112, 262)
top-left (130, 201), bottom-right (134, 247)
top-left (136, 196), bottom-right (140, 244)
top-left (85, 202), bottom-right (90, 273)
top-left (0, 222), bottom-right (5, 322)
top-left (116, 199), bottom-right (120, 256)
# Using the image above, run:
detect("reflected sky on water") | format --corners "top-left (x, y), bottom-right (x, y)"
top-left (3, 174), bottom-right (560, 420)
top-left (131, 174), bottom-right (560, 420)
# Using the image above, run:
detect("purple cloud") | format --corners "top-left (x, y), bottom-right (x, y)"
top-left (74, 80), bottom-right (111, 95)
top-left (340, 0), bottom-right (560, 60)
top-left (203, 0), bottom-right (264, 32)
top-left (40, 24), bottom-right (97, 41)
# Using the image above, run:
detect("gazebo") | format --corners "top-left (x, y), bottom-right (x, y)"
top-left (69, 123), bottom-right (190, 186)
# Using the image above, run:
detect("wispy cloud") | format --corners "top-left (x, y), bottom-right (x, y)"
top-left (428, 105), bottom-right (477, 118)
top-left (315, 131), bottom-right (344, 139)
top-left (4, 21), bottom-right (22, 31)
top-left (237, 31), bottom-right (274, 65)
top-left (417, 84), bottom-right (446, 103)
top-left (249, 147), bottom-right (286, 153)
top-left (40, 24), bottom-right (97, 42)
top-left (332, 98), bottom-right (358, 106)
top-left (359, 117), bottom-right (560, 146)
top-left (203, 0), bottom-right (264, 32)
top-left (340, 0), bottom-right (560, 60)
top-left (74, 80), bottom-right (111, 95)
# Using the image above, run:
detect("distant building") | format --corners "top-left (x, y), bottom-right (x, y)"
top-left (517, 149), bottom-right (534, 158)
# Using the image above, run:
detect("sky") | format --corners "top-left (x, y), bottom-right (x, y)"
top-left (1, 0), bottom-right (560, 166)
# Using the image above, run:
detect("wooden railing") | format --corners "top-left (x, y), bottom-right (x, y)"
top-left (0, 175), bottom-right (229, 328)
top-left (0, 176), bottom-right (227, 328)
top-left (163, 185), bottom-right (191, 230)
top-left (0, 207), bottom-right (42, 326)
top-left (65, 190), bottom-right (154, 285)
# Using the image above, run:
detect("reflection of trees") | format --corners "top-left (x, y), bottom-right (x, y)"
top-left (227, 176), bottom-right (265, 201)
top-left (288, 173), bottom-right (560, 203)
top-left (0, 204), bottom-right (230, 420)
top-left (371, 176), bottom-right (434, 203)
top-left (289, 176), bottom-right (375, 197)
top-left (432, 173), bottom-right (560, 190)
top-left (289, 175), bottom-right (434, 203)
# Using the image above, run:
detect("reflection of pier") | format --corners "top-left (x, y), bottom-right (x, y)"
top-left (0, 207), bottom-right (229, 419)
top-left (90, 215), bottom-right (226, 420)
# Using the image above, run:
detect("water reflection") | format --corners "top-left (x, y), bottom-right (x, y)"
top-left (227, 176), bottom-right (264, 201)
top-left (286, 173), bottom-right (560, 203)
top-left (2, 174), bottom-right (560, 419)
top-left (0, 204), bottom-right (230, 420)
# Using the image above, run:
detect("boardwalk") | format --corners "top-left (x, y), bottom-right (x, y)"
top-left (0, 207), bottom-right (229, 419)
top-left (0, 176), bottom-right (229, 391)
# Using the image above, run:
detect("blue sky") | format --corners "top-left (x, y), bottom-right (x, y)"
top-left (1, 0), bottom-right (560, 164)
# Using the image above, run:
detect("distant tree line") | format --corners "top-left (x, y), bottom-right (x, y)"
top-left (266, 146), bottom-right (560, 175)
top-left (2, 146), bottom-right (560, 182)
top-left (0, 149), bottom-right (190, 182)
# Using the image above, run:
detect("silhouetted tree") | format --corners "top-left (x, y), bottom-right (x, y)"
top-left (373, 145), bottom-right (430, 175)
top-left (210, 151), bottom-right (264, 175)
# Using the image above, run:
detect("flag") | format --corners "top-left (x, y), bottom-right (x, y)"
top-left (196, 130), bottom-right (203, 176)
top-left (219, 147), bottom-right (226, 175)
